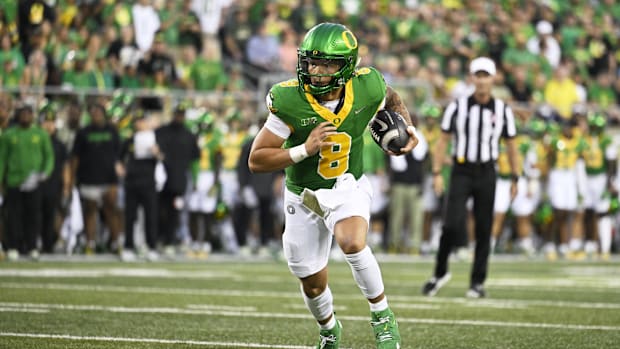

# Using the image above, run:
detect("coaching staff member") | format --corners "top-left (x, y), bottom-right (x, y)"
top-left (422, 57), bottom-right (519, 298)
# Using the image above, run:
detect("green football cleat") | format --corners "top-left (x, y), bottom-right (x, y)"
top-left (317, 319), bottom-right (342, 349)
top-left (370, 308), bottom-right (401, 349)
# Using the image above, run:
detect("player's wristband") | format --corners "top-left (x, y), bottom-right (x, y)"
top-left (511, 174), bottom-right (520, 182)
top-left (289, 144), bottom-right (309, 163)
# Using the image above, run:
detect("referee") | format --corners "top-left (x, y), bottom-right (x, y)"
top-left (422, 57), bottom-right (519, 298)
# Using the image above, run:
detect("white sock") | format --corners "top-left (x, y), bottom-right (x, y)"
top-left (598, 216), bottom-right (612, 253)
top-left (302, 285), bottom-right (334, 323)
top-left (584, 240), bottom-right (598, 254)
top-left (319, 314), bottom-right (336, 330)
top-left (369, 296), bottom-right (388, 312)
top-left (569, 238), bottom-right (583, 252)
top-left (344, 246), bottom-right (385, 299)
top-left (520, 237), bottom-right (534, 252)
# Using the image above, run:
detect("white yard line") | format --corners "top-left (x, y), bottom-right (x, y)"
top-left (1, 302), bottom-right (618, 332)
top-left (0, 332), bottom-right (319, 349)
top-left (0, 268), bottom-right (237, 279)
top-left (3, 281), bottom-right (620, 310)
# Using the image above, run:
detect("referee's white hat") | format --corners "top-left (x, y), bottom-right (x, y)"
top-left (469, 57), bottom-right (496, 76)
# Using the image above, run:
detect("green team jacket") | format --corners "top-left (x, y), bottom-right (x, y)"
top-left (268, 66), bottom-right (386, 195)
top-left (0, 125), bottom-right (54, 188)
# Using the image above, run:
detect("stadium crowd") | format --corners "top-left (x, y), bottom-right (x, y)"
top-left (1, 0), bottom-right (620, 261)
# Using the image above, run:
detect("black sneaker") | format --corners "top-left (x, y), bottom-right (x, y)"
top-left (466, 284), bottom-right (486, 298)
top-left (421, 272), bottom-right (451, 296)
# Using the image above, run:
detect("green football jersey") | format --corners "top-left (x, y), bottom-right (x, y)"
top-left (268, 66), bottom-right (387, 195)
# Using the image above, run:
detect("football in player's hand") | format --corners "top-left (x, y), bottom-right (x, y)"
top-left (369, 109), bottom-right (410, 153)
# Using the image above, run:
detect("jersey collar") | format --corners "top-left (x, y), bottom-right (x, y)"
top-left (305, 79), bottom-right (354, 128)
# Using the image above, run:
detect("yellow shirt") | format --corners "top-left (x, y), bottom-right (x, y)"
top-left (544, 78), bottom-right (579, 119)
top-left (220, 131), bottom-right (247, 171)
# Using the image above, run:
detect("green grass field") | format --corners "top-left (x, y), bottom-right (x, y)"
top-left (1, 254), bottom-right (619, 349)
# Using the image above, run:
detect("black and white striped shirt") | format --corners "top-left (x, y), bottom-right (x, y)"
top-left (441, 95), bottom-right (517, 164)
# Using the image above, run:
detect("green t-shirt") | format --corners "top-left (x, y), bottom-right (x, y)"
top-left (190, 58), bottom-right (227, 91)
top-left (560, 25), bottom-right (585, 55)
top-left (0, 67), bottom-right (21, 87)
top-left (0, 48), bottom-right (25, 73)
top-left (588, 84), bottom-right (617, 108)
top-left (0, 0), bottom-right (17, 22)
top-left (0, 125), bottom-right (54, 188)
top-left (268, 66), bottom-right (387, 194)
top-left (62, 70), bottom-right (93, 89)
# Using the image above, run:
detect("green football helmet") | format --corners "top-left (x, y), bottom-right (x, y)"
top-left (419, 102), bottom-right (441, 119)
top-left (587, 112), bottom-right (606, 133)
top-left (297, 22), bottom-right (359, 95)
top-left (527, 118), bottom-right (547, 138)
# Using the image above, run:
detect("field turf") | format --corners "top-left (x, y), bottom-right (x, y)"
top-left (0, 254), bottom-right (619, 348)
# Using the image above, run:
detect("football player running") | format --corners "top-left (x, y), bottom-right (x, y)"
top-left (249, 23), bottom-right (417, 349)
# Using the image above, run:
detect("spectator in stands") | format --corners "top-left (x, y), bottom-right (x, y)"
top-left (155, 103), bottom-right (199, 256)
top-left (221, 6), bottom-right (253, 63)
top-left (0, 32), bottom-right (25, 84)
top-left (0, 93), bottom-right (13, 132)
top-left (177, 0), bottom-right (202, 54)
top-left (289, 0), bottom-right (323, 34)
top-left (584, 24), bottom-right (615, 77)
top-left (245, 22), bottom-right (280, 73)
top-left (356, 0), bottom-right (390, 52)
top-left (18, 0), bottom-right (56, 59)
top-left (588, 72), bottom-right (617, 109)
top-left (527, 20), bottom-right (561, 69)
top-left (137, 30), bottom-right (177, 88)
top-left (0, 104), bottom-right (54, 261)
top-left (132, 0), bottom-right (160, 53)
top-left (39, 106), bottom-right (70, 254)
top-left (190, 0), bottom-right (231, 37)
top-left (107, 25), bottom-right (141, 86)
top-left (188, 36), bottom-right (227, 92)
top-left (506, 65), bottom-right (533, 104)
top-left (544, 62), bottom-right (580, 120)
top-left (71, 102), bottom-right (123, 254)
top-left (485, 21), bottom-right (508, 71)
top-left (278, 27), bottom-right (299, 75)
top-left (501, 31), bottom-right (545, 83)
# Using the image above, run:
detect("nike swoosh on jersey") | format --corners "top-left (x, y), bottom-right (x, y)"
top-left (354, 105), bottom-right (369, 114)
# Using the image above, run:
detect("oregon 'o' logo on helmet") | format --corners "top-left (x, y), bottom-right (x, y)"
top-left (297, 23), bottom-right (359, 96)
top-left (342, 30), bottom-right (357, 50)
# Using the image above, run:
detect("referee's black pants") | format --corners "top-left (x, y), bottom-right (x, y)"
top-left (434, 162), bottom-right (496, 287)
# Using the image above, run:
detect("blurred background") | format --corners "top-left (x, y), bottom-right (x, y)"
top-left (1, 0), bottom-right (619, 262)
